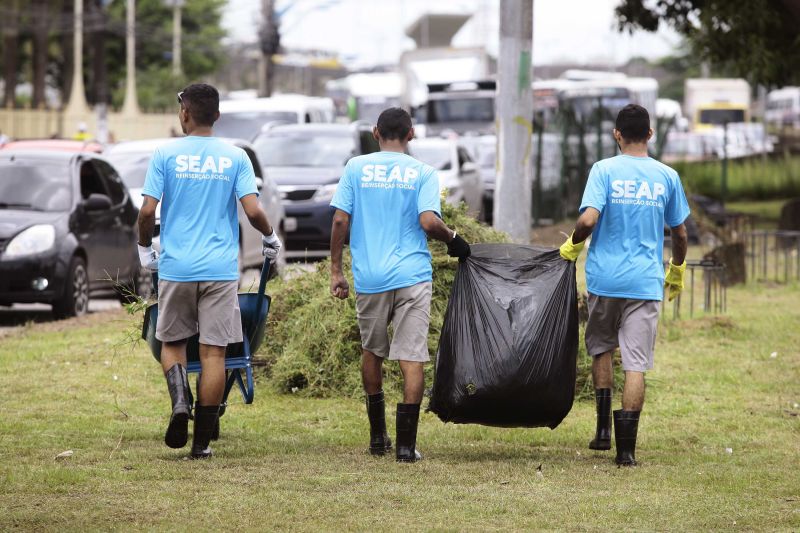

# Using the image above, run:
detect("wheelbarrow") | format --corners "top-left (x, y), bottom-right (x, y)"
top-left (141, 258), bottom-right (272, 436)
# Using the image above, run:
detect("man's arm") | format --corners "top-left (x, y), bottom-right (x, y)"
top-left (572, 207), bottom-right (600, 244)
top-left (137, 196), bottom-right (159, 246)
top-left (330, 209), bottom-right (350, 299)
top-left (559, 207), bottom-right (600, 261)
top-left (419, 211), bottom-right (454, 243)
top-left (240, 193), bottom-right (273, 236)
top-left (419, 211), bottom-right (471, 261)
top-left (670, 223), bottom-right (688, 264)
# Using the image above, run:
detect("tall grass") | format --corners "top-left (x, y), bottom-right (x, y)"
top-left (673, 154), bottom-right (800, 200)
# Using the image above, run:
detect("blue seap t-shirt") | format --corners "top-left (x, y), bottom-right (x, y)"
top-left (142, 136), bottom-right (258, 281)
top-left (330, 151), bottom-right (441, 294)
top-left (580, 154), bottom-right (690, 301)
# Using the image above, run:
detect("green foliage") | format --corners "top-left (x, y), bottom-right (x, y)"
top-left (615, 0), bottom-right (800, 87)
top-left (260, 201), bottom-right (509, 398)
top-left (106, 0), bottom-right (227, 111)
top-left (673, 155), bottom-right (800, 201)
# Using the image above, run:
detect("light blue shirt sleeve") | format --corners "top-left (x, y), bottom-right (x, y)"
top-left (579, 163), bottom-right (606, 214)
top-left (234, 150), bottom-right (259, 199)
top-left (665, 172), bottom-right (691, 227)
top-left (417, 167), bottom-right (441, 216)
top-left (142, 147), bottom-right (165, 200)
top-left (330, 161), bottom-right (354, 214)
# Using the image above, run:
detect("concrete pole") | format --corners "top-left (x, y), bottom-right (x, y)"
top-left (64, 0), bottom-right (89, 118)
top-left (494, 0), bottom-right (534, 243)
top-left (121, 0), bottom-right (140, 116)
top-left (172, 3), bottom-right (183, 76)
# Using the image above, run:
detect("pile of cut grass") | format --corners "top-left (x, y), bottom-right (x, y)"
top-left (259, 200), bottom-right (508, 398)
top-left (258, 201), bottom-right (619, 400)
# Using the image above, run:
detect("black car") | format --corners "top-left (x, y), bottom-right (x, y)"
top-left (252, 123), bottom-right (379, 255)
top-left (0, 150), bottom-right (142, 317)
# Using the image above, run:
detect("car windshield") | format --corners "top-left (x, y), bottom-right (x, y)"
top-left (409, 144), bottom-right (452, 171)
top-left (105, 152), bottom-right (151, 188)
top-left (215, 111), bottom-right (298, 140)
top-left (428, 97), bottom-right (495, 123)
top-left (254, 133), bottom-right (355, 167)
top-left (0, 161), bottom-right (72, 211)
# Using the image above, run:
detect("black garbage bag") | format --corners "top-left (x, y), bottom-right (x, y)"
top-left (429, 243), bottom-right (578, 428)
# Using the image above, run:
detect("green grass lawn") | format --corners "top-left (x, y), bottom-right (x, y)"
top-left (1, 277), bottom-right (799, 530)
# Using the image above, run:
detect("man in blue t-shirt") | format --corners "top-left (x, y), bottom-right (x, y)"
top-left (137, 83), bottom-right (282, 459)
top-left (560, 104), bottom-right (690, 467)
top-left (329, 108), bottom-right (471, 463)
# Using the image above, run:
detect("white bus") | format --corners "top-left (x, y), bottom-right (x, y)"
top-left (766, 87), bottom-right (800, 130)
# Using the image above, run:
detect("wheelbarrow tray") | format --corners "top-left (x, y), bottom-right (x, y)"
top-left (141, 291), bottom-right (271, 363)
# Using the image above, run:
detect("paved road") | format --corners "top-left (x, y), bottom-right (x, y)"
top-left (0, 263), bottom-right (318, 338)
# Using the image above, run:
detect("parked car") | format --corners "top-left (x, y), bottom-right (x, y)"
top-left (0, 139), bottom-right (105, 153)
top-left (216, 95), bottom-right (336, 142)
top-left (408, 137), bottom-right (484, 219)
top-left (252, 123), bottom-right (379, 255)
top-left (461, 135), bottom-right (496, 224)
top-left (0, 150), bottom-right (142, 317)
top-left (104, 137), bottom-right (286, 273)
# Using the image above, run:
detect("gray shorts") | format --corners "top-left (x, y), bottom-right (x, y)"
top-left (355, 282), bottom-right (432, 362)
top-left (585, 293), bottom-right (660, 372)
top-left (156, 280), bottom-right (243, 347)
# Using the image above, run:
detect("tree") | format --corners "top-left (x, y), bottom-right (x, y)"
top-left (615, 0), bottom-right (800, 87)
top-left (105, 0), bottom-right (227, 110)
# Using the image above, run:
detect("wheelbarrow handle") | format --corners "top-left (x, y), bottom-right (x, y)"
top-left (256, 256), bottom-right (272, 317)
top-left (152, 271), bottom-right (159, 298)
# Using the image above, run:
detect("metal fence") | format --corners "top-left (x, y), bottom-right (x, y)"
top-left (746, 230), bottom-right (800, 283)
top-left (663, 259), bottom-right (728, 320)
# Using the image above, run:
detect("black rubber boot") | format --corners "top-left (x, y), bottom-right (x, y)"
top-left (589, 388), bottom-right (612, 450)
top-left (164, 364), bottom-right (190, 449)
top-left (190, 405), bottom-right (220, 459)
top-left (614, 409), bottom-right (640, 466)
top-left (366, 392), bottom-right (392, 456)
top-left (395, 403), bottom-right (423, 463)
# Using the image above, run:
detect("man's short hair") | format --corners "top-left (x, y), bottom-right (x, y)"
top-left (376, 107), bottom-right (412, 141)
top-left (179, 83), bottom-right (219, 127)
top-left (615, 104), bottom-right (650, 143)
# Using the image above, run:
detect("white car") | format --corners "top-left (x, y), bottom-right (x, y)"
top-left (409, 137), bottom-right (484, 219)
top-left (105, 138), bottom-right (286, 273)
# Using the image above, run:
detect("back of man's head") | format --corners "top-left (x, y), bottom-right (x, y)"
top-left (179, 83), bottom-right (220, 127)
top-left (376, 107), bottom-right (412, 141)
top-left (615, 104), bottom-right (650, 144)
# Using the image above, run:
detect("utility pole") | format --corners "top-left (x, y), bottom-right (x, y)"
top-left (121, 0), bottom-right (139, 116)
top-left (64, 0), bottom-right (90, 121)
top-left (258, 0), bottom-right (278, 97)
top-left (163, 0), bottom-right (185, 76)
top-left (494, 0), bottom-right (534, 243)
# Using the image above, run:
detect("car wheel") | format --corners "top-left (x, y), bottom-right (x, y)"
top-left (119, 264), bottom-right (154, 302)
top-left (53, 256), bottom-right (90, 318)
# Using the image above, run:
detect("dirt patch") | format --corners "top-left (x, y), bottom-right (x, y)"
top-left (0, 308), bottom-right (128, 339)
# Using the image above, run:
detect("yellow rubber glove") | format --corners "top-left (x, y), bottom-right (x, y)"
top-left (664, 259), bottom-right (686, 302)
top-left (559, 232), bottom-right (585, 262)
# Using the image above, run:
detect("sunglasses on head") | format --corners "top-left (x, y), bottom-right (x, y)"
top-left (177, 91), bottom-right (184, 105)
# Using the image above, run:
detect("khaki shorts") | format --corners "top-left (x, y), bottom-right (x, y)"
top-left (585, 293), bottom-right (660, 372)
top-left (355, 282), bottom-right (432, 362)
top-left (156, 280), bottom-right (243, 347)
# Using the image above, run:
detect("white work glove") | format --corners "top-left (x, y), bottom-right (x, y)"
top-left (262, 230), bottom-right (282, 261)
top-left (137, 244), bottom-right (159, 271)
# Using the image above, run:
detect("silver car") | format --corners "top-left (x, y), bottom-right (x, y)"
top-left (105, 138), bottom-right (286, 273)
top-left (409, 137), bottom-right (485, 220)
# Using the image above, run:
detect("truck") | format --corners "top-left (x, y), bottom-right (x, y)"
top-left (684, 78), bottom-right (751, 131)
